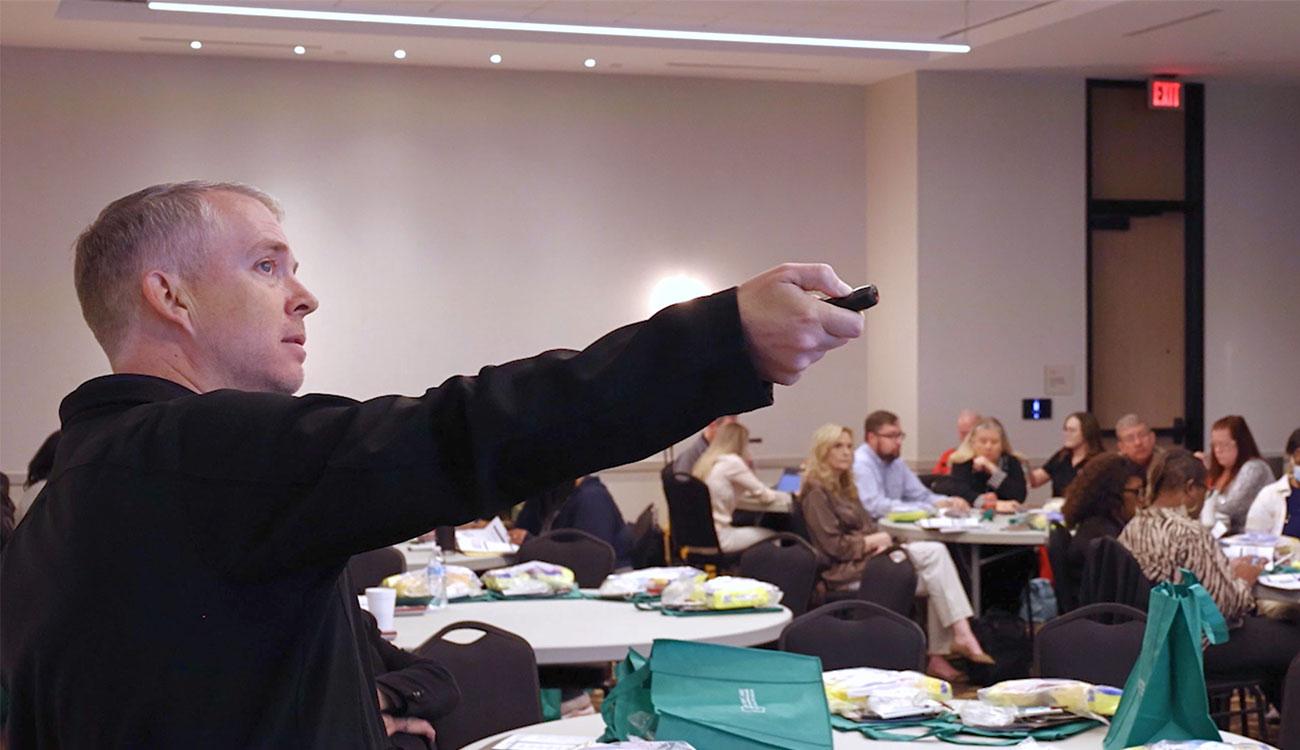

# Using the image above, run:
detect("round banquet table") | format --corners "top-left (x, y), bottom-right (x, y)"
top-left (462, 713), bottom-right (1267, 750)
top-left (880, 515), bottom-right (1048, 616)
top-left (391, 596), bottom-right (792, 664)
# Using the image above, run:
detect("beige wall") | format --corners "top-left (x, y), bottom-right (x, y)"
top-left (1204, 83), bottom-right (1300, 452)
top-left (0, 47), bottom-right (869, 490)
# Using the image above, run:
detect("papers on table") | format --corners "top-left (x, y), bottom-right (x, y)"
top-left (491, 738), bottom-right (696, 750)
top-left (916, 516), bottom-right (982, 532)
top-left (491, 735), bottom-right (598, 749)
top-left (408, 517), bottom-right (519, 555)
top-left (456, 517), bottom-right (518, 554)
top-left (1220, 532), bottom-right (1281, 565)
top-left (1259, 573), bottom-right (1300, 591)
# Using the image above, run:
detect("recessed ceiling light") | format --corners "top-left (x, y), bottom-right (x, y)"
top-left (393, 49), bottom-right (406, 59)
top-left (489, 53), bottom-right (502, 64)
top-left (189, 40), bottom-right (202, 50)
top-left (584, 58), bottom-right (596, 68)
top-left (145, 2), bottom-right (971, 54)
top-left (293, 45), bottom-right (306, 55)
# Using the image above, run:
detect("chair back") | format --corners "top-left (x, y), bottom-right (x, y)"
top-left (415, 621), bottom-right (542, 750)
top-left (1034, 603), bottom-right (1146, 686)
top-left (1281, 652), bottom-right (1300, 750)
top-left (739, 533), bottom-right (819, 616)
top-left (779, 600), bottom-right (926, 672)
top-left (516, 528), bottom-right (616, 588)
top-left (628, 504), bottom-right (667, 569)
top-left (661, 469), bottom-right (724, 555)
top-left (1046, 524), bottom-right (1077, 613)
top-left (856, 546), bottom-right (918, 617)
top-left (345, 546), bottom-right (405, 593)
top-left (1078, 537), bottom-right (1151, 610)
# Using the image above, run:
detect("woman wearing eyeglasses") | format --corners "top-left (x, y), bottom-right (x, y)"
top-left (1058, 454), bottom-right (1144, 599)
top-left (1198, 415), bottom-right (1274, 536)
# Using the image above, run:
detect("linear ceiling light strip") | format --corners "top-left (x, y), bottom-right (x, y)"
top-left (146, 2), bottom-right (970, 54)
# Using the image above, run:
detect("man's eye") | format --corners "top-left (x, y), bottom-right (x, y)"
top-left (257, 260), bottom-right (274, 273)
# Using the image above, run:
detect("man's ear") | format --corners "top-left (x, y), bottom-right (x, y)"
top-left (141, 270), bottom-right (196, 334)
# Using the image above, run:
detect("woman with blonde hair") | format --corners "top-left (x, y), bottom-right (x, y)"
top-left (800, 423), bottom-right (991, 681)
top-left (946, 417), bottom-right (1027, 507)
top-left (692, 422), bottom-right (790, 552)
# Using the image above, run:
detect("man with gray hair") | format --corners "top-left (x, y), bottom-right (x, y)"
top-left (1115, 413), bottom-right (1164, 482)
top-left (0, 181), bottom-right (865, 749)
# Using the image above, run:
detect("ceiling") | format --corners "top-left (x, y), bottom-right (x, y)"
top-left (1, 0), bottom-right (1298, 85)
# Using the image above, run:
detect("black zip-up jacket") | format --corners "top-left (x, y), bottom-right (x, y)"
top-left (0, 289), bottom-right (772, 749)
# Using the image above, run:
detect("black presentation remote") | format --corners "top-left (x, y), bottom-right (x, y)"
top-left (823, 284), bottom-right (879, 312)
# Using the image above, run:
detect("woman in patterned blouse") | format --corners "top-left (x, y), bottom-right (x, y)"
top-left (1121, 448), bottom-right (1300, 709)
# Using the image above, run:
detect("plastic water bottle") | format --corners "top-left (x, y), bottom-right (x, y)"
top-left (425, 543), bottom-right (448, 611)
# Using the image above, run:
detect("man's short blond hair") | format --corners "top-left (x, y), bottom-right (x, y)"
top-left (73, 181), bottom-right (282, 355)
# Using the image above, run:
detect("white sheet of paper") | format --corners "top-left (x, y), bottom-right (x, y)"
top-left (491, 735), bottom-right (597, 749)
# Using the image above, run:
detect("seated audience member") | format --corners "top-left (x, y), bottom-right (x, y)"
top-left (1115, 413), bottom-right (1164, 484)
top-left (357, 610), bottom-right (459, 750)
top-left (933, 409), bottom-right (980, 475)
top-left (1029, 412), bottom-right (1105, 497)
top-left (1059, 454), bottom-right (1144, 597)
top-left (693, 422), bottom-right (790, 552)
top-left (515, 475), bottom-right (633, 567)
top-left (853, 410), bottom-right (969, 518)
top-left (801, 424), bottom-right (991, 681)
top-left (1246, 427), bottom-right (1300, 536)
top-left (945, 417), bottom-right (1027, 507)
top-left (672, 415), bottom-right (738, 475)
top-left (18, 431), bottom-right (59, 525)
top-left (1121, 449), bottom-right (1300, 710)
top-left (1199, 415), bottom-right (1275, 536)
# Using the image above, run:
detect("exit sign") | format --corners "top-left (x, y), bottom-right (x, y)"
top-left (1148, 79), bottom-right (1183, 110)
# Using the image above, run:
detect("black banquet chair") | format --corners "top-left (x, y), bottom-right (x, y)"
top-left (779, 600), bottom-right (927, 672)
top-left (346, 546), bottom-right (406, 593)
top-left (660, 467), bottom-right (741, 572)
top-left (1034, 602), bottom-right (1146, 686)
top-left (826, 545), bottom-right (919, 618)
top-left (739, 532), bottom-right (820, 616)
top-left (516, 528), bottom-right (616, 588)
top-left (414, 621), bottom-right (542, 750)
top-left (1046, 523), bottom-right (1078, 614)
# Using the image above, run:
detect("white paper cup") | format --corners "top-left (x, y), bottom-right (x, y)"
top-left (365, 587), bottom-right (397, 632)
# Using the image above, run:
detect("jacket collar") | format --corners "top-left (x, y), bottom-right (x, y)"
top-left (59, 374), bottom-right (198, 428)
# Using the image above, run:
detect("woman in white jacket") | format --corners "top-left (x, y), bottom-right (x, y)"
top-left (693, 422), bottom-right (791, 552)
top-left (1245, 428), bottom-right (1300, 537)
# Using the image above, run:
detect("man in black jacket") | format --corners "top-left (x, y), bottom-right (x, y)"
top-left (0, 181), bottom-right (863, 748)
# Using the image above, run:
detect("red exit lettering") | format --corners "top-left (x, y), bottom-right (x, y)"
top-left (1149, 80), bottom-right (1183, 110)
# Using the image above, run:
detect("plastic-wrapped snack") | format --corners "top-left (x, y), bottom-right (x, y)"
top-left (381, 572), bottom-right (432, 605)
top-left (597, 567), bottom-right (705, 599)
top-left (660, 576), bottom-right (782, 611)
top-left (1125, 742), bottom-right (1275, 750)
top-left (977, 678), bottom-right (1122, 717)
top-left (822, 667), bottom-right (952, 720)
top-left (481, 560), bottom-right (576, 596)
top-left (442, 565), bottom-right (483, 600)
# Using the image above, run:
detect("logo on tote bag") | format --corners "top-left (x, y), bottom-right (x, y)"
top-left (738, 688), bottom-right (767, 713)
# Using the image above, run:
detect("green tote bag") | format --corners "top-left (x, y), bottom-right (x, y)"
top-left (1103, 569), bottom-right (1229, 750)
top-left (601, 639), bottom-right (833, 750)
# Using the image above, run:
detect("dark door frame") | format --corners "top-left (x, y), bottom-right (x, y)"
top-left (1085, 79), bottom-right (1205, 451)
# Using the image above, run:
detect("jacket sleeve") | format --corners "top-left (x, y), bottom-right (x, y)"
top-left (802, 486), bottom-right (867, 564)
top-left (722, 456), bottom-right (789, 507)
top-left (946, 461), bottom-right (983, 503)
top-left (366, 617), bottom-right (460, 722)
top-left (104, 289), bottom-right (773, 578)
